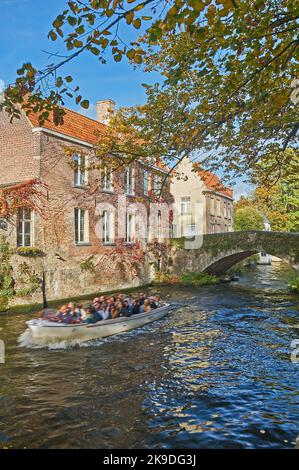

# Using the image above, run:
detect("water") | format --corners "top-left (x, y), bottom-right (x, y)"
top-left (0, 263), bottom-right (298, 449)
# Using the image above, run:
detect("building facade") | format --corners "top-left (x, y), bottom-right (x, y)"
top-left (0, 101), bottom-right (173, 307)
top-left (170, 157), bottom-right (233, 237)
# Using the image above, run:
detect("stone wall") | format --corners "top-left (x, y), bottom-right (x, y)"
top-left (170, 231), bottom-right (299, 276)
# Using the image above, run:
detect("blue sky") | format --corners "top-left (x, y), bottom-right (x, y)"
top-left (0, 0), bottom-right (252, 199)
top-left (0, 0), bottom-right (158, 113)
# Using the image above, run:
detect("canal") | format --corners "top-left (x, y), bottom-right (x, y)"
top-left (0, 263), bottom-right (298, 449)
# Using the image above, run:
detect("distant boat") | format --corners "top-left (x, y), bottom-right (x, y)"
top-left (257, 252), bottom-right (272, 265)
top-left (26, 304), bottom-right (172, 344)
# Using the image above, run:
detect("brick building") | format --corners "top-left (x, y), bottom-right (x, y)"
top-left (0, 101), bottom-right (172, 307)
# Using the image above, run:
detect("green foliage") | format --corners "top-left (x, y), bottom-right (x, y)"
top-left (234, 207), bottom-right (265, 231)
top-left (153, 272), bottom-right (180, 285)
top-left (252, 149), bottom-right (299, 232)
top-left (180, 272), bottom-right (218, 286)
top-left (16, 247), bottom-right (45, 257)
top-left (288, 276), bottom-right (299, 293)
top-left (80, 255), bottom-right (95, 272)
top-left (154, 270), bottom-right (218, 286)
top-left (0, 238), bottom-right (42, 309)
top-left (0, 236), bottom-right (15, 310)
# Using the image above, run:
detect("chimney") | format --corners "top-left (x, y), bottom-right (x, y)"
top-left (96, 99), bottom-right (115, 125)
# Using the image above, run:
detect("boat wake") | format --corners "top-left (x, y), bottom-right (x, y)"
top-left (18, 328), bottom-right (109, 350)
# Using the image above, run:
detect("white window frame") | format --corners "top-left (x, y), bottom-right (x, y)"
top-left (74, 208), bottom-right (89, 244)
top-left (153, 174), bottom-right (162, 195)
top-left (17, 208), bottom-right (34, 247)
top-left (181, 196), bottom-right (191, 215)
top-left (126, 212), bottom-right (135, 243)
top-left (74, 154), bottom-right (87, 187)
top-left (144, 169), bottom-right (150, 195)
top-left (125, 166), bottom-right (135, 195)
top-left (101, 167), bottom-right (113, 192)
top-left (102, 210), bottom-right (114, 244)
top-left (171, 223), bottom-right (177, 238)
top-left (185, 224), bottom-right (197, 237)
top-left (157, 210), bottom-right (162, 241)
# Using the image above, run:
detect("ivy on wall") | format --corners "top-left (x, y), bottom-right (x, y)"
top-left (0, 236), bottom-right (42, 311)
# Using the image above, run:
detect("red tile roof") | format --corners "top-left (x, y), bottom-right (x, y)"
top-left (27, 107), bottom-right (106, 145)
top-left (199, 170), bottom-right (233, 198)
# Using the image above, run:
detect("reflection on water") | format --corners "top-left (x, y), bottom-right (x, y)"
top-left (0, 263), bottom-right (298, 448)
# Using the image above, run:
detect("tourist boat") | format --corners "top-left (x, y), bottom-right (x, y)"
top-left (26, 303), bottom-right (172, 344)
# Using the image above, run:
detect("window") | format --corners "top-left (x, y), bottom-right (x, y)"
top-left (224, 203), bottom-right (227, 219)
top-left (171, 223), bottom-right (177, 238)
top-left (74, 208), bottom-right (89, 244)
top-left (144, 169), bottom-right (149, 195)
top-left (125, 166), bottom-right (134, 195)
top-left (217, 199), bottom-right (221, 216)
top-left (17, 208), bottom-right (33, 247)
top-left (101, 167), bottom-right (112, 192)
top-left (181, 196), bottom-right (191, 215)
top-left (0, 219), bottom-right (8, 231)
top-left (126, 213), bottom-right (135, 243)
top-left (102, 210), bottom-right (114, 244)
top-left (153, 174), bottom-right (162, 195)
top-left (185, 224), bottom-right (197, 237)
top-left (157, 210), bottom-right (162, 240)
top-left (74, 154), bottom-right (87, 187)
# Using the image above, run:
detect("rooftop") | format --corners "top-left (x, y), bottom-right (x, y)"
top-left (27, 106), bottom-right (106, 145)
top-left (199, 170), bottom-right (233, 198)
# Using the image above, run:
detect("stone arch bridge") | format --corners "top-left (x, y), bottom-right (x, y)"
top-left (170, 231), bottom-right (299, 276)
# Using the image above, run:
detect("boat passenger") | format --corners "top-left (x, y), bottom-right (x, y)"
top-left (143, 299), bottom-right (152, 313)
top-left (93, 301), bottom-right (109, 321)
top-left (131, 299), bottom-right (140, 315)
top-left (149, 297), bottom-right (158, 309)
top-left (83, 306), bottom-right (96, 324)
top-left (139, 293), bottom-right (146, 305)
top-left (66, 303), bottom-right (81, 322)
top-left (110, 304), bottom-right (119, 319)
top-left (117, 301), bottom-right (129, 317)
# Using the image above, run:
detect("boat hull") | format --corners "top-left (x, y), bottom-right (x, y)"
top-left (26, 304), bottom-right (171, 343)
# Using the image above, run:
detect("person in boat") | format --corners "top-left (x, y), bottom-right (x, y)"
top-left (131, 299), bottom-right (141, 315)
top-left (50, 305), bottom-right (72, 323)
top-left (139, 292), bottom-right (146, 305)
top-left (83, 306), bottom-right (96, 324)
top-left (149, 297), bottom-right (158, 310)
top-left (110, 304), bottom-right (119, 319)
top-left (67, 302), bottom-right (83, 322)
top-left (93, 301), bottom-right (110, 321)
top-left (125, 294), bottom-right (134, 313)
top-left (116, 300), bottom-right (129, 317)
top-left (143, 299), bottom-right (152, 313)
top-left (40, 308), bottom-right (56, 321)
